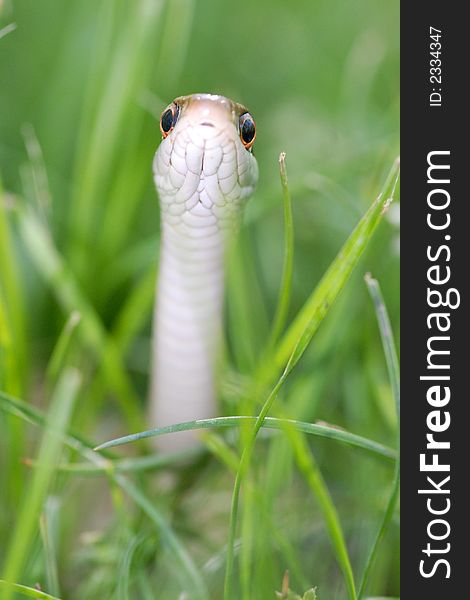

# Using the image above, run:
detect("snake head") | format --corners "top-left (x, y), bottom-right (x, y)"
top-left (154, 93), bottom-right (258, 225)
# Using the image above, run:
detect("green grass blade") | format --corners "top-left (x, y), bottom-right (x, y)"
top-left (0, 23), bottom-right (17, 40)
top-left (0, 185), bottom-right (26, 395)
top-left (271, 158), bottom-right (400, 381)
top-left (39, 498), bottom-right (61, 597)
top-left (1, 368), bottom-right (80, 597)
top-left (364, 274), bottom-right (400, 420)
top-left (155, 0), bottom-right (196, 92)
top-left (45, 311), bottom-right (81, 385)
top-left (223, 375), bottom-right (295, 599)
top-left (227, 233), bottom-right (270, 373)
top-left (358, 275), bottom-right (400, 599)
top-left (286, 426), bottom-right (356, 600)
top-left (0, 294), bottom-right (12, 387)
top-left (116, 535), bottom-right (145, 600)
top-left (224, 158), bottom-right (400, 600)
top-left (267, 152), bottom-right (294, 348)
top-left (0, 580), bottom-right (62, 600)
top-left (21, 122), bottom-right (52, 220)
top-left (24, 450), bottom-right (202, 476)
top-left (203, 433), bottom-right (310, 593)
top-left (94, 416), bottom-right (395, 460)
top-left (112, 267), bottom-right (156, 355)
top-left (240, 476), bottom-right (255, 600)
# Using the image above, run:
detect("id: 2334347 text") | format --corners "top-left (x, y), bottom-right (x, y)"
top-left (429, 26), bottom-right (443, 107)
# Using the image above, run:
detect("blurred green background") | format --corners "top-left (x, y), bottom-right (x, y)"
top-left (0, 0), bottom-right (399, 598)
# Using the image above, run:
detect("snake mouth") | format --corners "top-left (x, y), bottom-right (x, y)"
top-left (199, 121), bottom-right (215, 128)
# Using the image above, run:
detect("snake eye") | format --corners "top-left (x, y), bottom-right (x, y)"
top-left (239, 112), bottom-right (256, 150)
top-left (160, 103), bottom-right (179, 138)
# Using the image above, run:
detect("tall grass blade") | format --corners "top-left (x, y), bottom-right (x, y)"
top-left (358, 275), bottom-right (400, 599)
top-left (0, 580), bottom-right (62, 599)
top-left (286, 424), bottom-right (357, 600)
top-left (267, 152), bottom-right (294, 348)
top-left (116, 534), bottom-right (146, 600)
top-left (203, 433), bottom-right (310, 593)
top-left (0, 185), bottom-right (26, 394)
top-left (39, 497), bottom-right (61, 597)
top-left (0, 23), bottom-right (17, 40)
top-left (25, 450), bottom-right (202, 476)
top-left (271, 158), bottom-right (400, 380)
top-left (45, 311), bottom-right (81, 386)
top-left (94, 416), bottom-right (395, 460)
top-left (21, 123), bottom-right (52, 220)
top-left (155, 0), bottom-right (196, 93)
top-left (1, 368), bottom-right (80, 598)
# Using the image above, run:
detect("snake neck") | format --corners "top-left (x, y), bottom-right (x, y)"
top-left (150, 94), bottom-right (258, 450)
top-left (149, 214), bottom-right (230, 449)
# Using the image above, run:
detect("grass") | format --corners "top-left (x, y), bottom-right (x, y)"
top-left (93, 159), bottom-right (400, 600)
top-left (1, 369), bottom-right (81, 599)
top-left (358, 275), bottom-right (400, 599)
top-left (0, 0), bottom-right (399, 598)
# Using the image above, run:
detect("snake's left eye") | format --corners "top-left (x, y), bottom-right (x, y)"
top-left (239, 112), bottom-right (256, 150)
top-left (160, 103), bottom-right (179, 138)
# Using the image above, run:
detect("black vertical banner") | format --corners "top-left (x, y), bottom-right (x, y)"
top-left (401, 2), bottom-right (467, 597)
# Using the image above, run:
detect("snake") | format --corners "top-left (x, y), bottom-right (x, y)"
top-left (150, 94), bottom-right (259, 450)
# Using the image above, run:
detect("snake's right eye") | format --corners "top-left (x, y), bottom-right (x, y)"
top-left (160, 103), bottom-right (179, 138)
top-left (239, 112), bottom-right (256, 150)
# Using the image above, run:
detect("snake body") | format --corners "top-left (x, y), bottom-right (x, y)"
top-left (150, 94), bottom-right (258, 449)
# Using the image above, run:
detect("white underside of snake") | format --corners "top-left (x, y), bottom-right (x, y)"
top-left (150, 94), bottom-right (258, 450)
